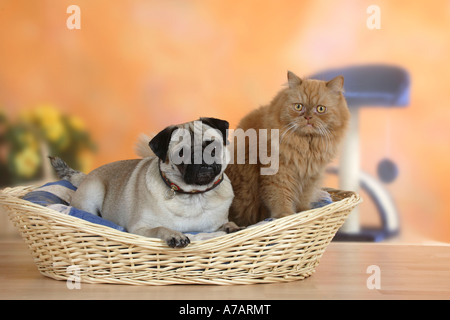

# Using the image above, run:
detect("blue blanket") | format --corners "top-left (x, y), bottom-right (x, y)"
top-left (22, 180), bottom-right (126, 232)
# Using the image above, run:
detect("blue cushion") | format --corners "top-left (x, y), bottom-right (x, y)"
top-left (23, 181), bottom-right (126, 232)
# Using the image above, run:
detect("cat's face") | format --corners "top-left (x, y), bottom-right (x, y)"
top-left (279, 71), bottom-right (350, 139)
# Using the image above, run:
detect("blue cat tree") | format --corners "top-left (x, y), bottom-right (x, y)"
top-left (310, 65), bottom-right (410, 241)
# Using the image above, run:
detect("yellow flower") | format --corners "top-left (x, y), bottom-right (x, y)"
top-left (45, 121), bottom-right (66, 142)
top-left (68, 115), bottom-right (86, 132)
top-left (34, 105), bottom-right (61, 124)
top-left (32, 105), bottom-right (66, 142)
top-left (14, 147), bottom-right (41, 179)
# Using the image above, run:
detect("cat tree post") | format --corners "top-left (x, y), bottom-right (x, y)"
top-left (310, 64), bottom-right (409, 241)
top-left (338, 107), bottom-right (360, 234)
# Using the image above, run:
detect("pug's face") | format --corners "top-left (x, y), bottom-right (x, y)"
top-left (149, 118), bottom-right (230, 191)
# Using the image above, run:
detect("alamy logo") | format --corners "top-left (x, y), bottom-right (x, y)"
top-left (168, 121), bottom-right (280, 175)
top-left (230, 128), bottom-right (280, 176)
top-left (66, 5), bottom-right (81, 30)
top-left (366, 5), bottom-right (381, 30)
top-left (66, 265), bottom-right (81, 289)
top-left (366, 265), bottom-right (381, 290)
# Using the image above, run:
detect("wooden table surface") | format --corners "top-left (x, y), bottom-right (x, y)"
top-left (1, 240), bottom-right (449, 300)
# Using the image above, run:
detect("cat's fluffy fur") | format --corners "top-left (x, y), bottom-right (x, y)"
top-left (226, 71), bottom-right (350, 226)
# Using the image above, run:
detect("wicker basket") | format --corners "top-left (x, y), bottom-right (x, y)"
top-left (0, 185), bottom-right (361, 285)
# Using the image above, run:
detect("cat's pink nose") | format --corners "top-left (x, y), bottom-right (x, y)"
top-left (304, 116), bottom-right (312, 120)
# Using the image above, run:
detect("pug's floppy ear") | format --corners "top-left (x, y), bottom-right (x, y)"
top-left (200, 117), bottom-right (229, 145)
top-left (149, 125), bottom-right (178, 161)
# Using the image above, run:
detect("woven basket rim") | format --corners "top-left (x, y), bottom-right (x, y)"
top-left (0, 184), bottom-right (362, 285)
top-left (0, 184), bottom-right (362, 251)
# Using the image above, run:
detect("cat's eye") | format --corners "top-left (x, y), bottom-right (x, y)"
top-left (293, 103), bottom-right (303, 111)
top-left (316, 105), bottom-right (326, 113)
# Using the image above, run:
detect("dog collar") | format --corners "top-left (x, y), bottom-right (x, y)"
top-left (158, 161), bottom-right (224, 199)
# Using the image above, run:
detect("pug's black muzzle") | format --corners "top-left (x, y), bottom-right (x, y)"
top-left (184, 163), bottom-right (222, 185)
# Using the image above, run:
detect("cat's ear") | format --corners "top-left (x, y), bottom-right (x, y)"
top-left (287, 71), bottom-right (302, 88)
top-left (326, 75), bottom-right (344, 93)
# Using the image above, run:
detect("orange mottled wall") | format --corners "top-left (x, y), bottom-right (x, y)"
top-left (1, 0), bottom-right (450, 242)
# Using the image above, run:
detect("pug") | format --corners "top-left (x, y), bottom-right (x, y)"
top-left (50, 117), bottom-right (239, 248)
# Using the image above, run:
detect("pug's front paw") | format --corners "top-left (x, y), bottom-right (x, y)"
top-left (165, 232), bottom-right (191, 248)
top-left (133, 226), bottom-right (191, 248)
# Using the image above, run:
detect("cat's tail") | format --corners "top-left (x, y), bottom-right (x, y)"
top-left (49, 156), bottom-right (87, 188)
top-left (134, 133), bottom-right (156, 158)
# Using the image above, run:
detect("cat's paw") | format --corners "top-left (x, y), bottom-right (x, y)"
top-left (221, 221), bottom-right (245, 233)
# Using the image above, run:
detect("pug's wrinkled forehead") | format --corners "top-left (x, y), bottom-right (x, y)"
top-left (170, 118), bottom-right (228, 165)
top-left (149, 117), bottom-right (229, 163)
top-left (177, 120), bottom-right (225, 143)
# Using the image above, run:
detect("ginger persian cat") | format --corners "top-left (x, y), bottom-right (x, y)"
top-left (226, 71), bottom-right (350, 226)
